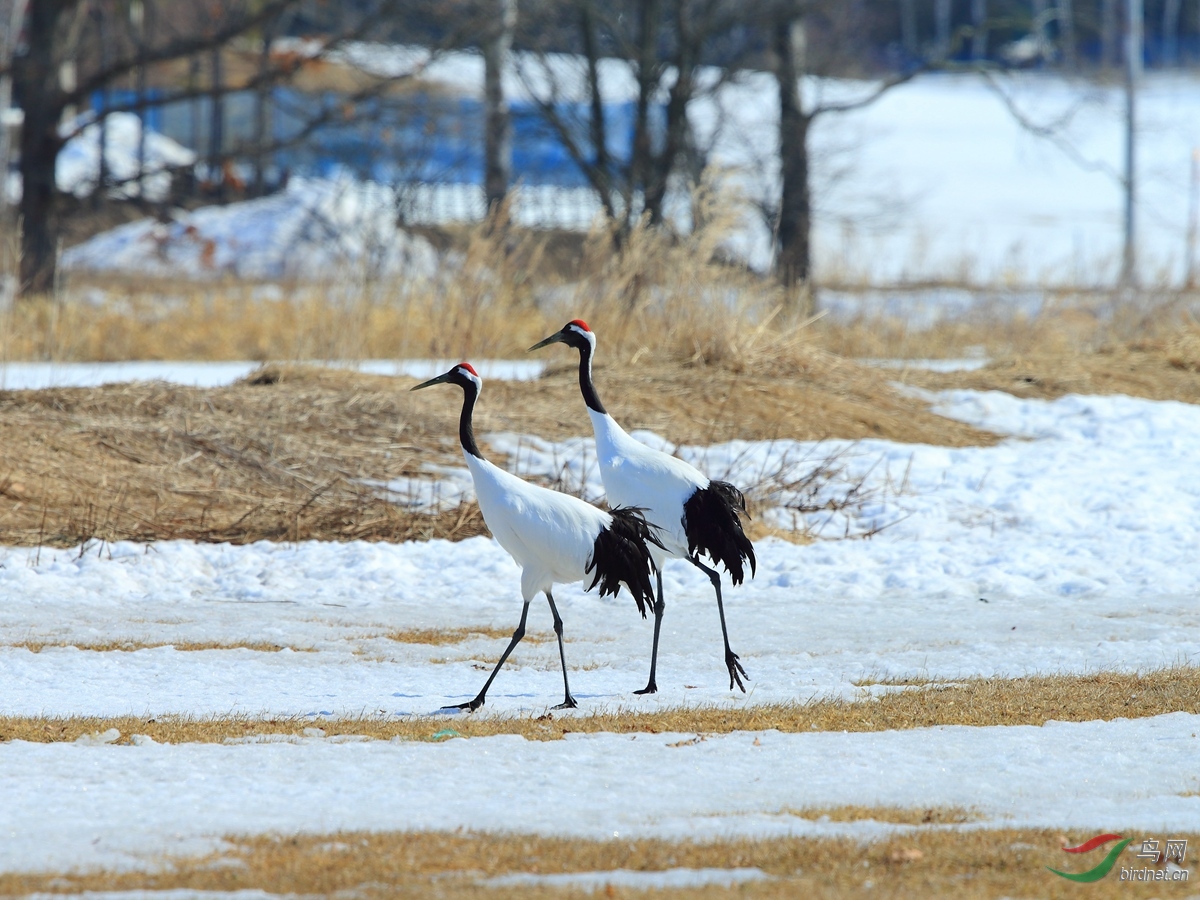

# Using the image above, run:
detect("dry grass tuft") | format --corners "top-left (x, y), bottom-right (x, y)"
top-left (4, 668), bottom-right (1196, 745)
top-left (385, 626), bottom-right (552, 645)
top-left (787, 805), bottom-right (979, 825)
top-left (903, 332), bottom-right (1200, 405)
top-left (1, 826), bottom-right (1194, 898)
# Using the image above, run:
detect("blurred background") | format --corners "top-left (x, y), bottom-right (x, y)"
top-left (0, 0), bottom-right (1196, 362)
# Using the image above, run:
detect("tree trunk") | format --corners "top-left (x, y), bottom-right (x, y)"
top-left (15, 0), bottom-right (72, 296)
top-left (253, 28), bottom-right (272, 196)
top-left (773, 18), bottom-right (813, 315)
top-left (133, 0), bottom-right (149, 200)
top-left (1162, 0), bottom-right (1181, 66)
top-left (1057, 0), bottom-right (1076, 69)
top-left (971, 0), bottom-right (988, 59)
top-left (579, 1), bottom-right (615, 221)
top-left (630, 0), bottom-right (661, 225)
top-left (1032, 0), bottom-right (1048, 55)
top-left (1101, 0), bottom-right (1118, 67)
top-left (899, 0), bottom-right (918, 55)
top-left (0, 0), bottom-right (27, 222)
top-left (934, 0), bottom-right (952, 59)
top-left (209, 44), bottom-right (224, 200)
top-left (644, 0), bottom-right (695, 226)
top-left (483, 0), bottom-right (515, 212)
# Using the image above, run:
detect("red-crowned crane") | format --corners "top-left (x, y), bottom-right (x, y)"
top-left (530, 321), bottom-right (755, 694)
top-left (411, 362), bottom-right (663, 711)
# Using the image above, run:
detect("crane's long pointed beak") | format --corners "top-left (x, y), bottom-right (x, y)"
top-left (410, 372), bottom-right (452, 391)
top-left (528, 331), bottom-right (566, 352)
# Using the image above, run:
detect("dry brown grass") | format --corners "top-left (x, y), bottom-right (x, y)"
top-left (787, 805), bottom-right (979, 825)
top-left (384, 626), bottom-right (545, 645)
top-left (0, 358), bottom-right (992, 548)
top-left (902, 326), bottom-right (1200, 405)
top-left (1, 826), bottom-right (1194, 898)
top-left (4, 668), bottom-right (1196, 745)
top-left (20, 188), bottom-right (1194, 370)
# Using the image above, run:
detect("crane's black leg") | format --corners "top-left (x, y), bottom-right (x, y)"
top-left (546, 590), bottom-right (577, 709)
top-left (634, 568), bottom-right (665, 695)
top-left (447, 600), bottom-right (530, 712)
top-left (689, 556), bottom-right (748, 692)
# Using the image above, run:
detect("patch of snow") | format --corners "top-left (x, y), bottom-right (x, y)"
top-left (0, 362), bottom-right (261, 391)
top-left (859, 358), bottom-right (990, 373)
top-left (62, 177), bottom-right (439, 282)
top-left (2, 715), bottom-right (1200, 874)
top-left (0, 359), bottom-right (544, 392)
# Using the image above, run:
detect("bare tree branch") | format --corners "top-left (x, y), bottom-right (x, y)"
top-left (978, 68), bottom-right (1123, 183)
top-left (66, 0), bottom-right (301, 106)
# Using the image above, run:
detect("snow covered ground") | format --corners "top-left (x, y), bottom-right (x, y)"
top-left (2, 386), bottom-right (1198, 874)
top-left (0, 359), bottom-right (544, 391)
top-left (62, 178), bottom-right (439, 282)
top-left (4, 716), bottom-right (1199, 874)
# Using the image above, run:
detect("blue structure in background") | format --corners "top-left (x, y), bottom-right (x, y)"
top-left (89, 85), bottom-right (661, 196)
top-left (89, 89), bottom-right (166, 131)
top-left (271, 90), bottom-right (650, 188)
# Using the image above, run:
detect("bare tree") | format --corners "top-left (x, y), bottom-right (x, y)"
top-left (10, 0), bottom-right (303, 294)
top-left (767, 2), bottom-right (925, 315)
top-left (484, 0), bottom-right (516, 210)
top-left (6, 0), bottom-right (440, 296)
top-left (899, 0), bottom-right (918, 55)
top-left (971, 0), bottom-right (988, 59)
top-left (517, 0), bottom-right (745, 242)
top-left (934, 0), bottom-right (953, 59)
top-left (1101, 0), bottom-right (1119, 66)
top-left (1162, 0), bottom-right (1182, 66)
top-left (1057, 0), bottom-right (1075, 69)
top-left (0, 0), bottom-right (27, 223)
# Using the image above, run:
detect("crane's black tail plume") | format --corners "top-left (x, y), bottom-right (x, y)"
top-left (683, 481), bottom-right (757, 585)
top-left (587, 506), bottom-right (665, 618)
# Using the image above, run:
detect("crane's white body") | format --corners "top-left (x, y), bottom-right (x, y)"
top-left (464, 449), bottom-right (611, 601)
top-left (587, 407), bottom-right (707, 564)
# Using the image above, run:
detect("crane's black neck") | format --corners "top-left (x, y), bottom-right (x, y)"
top-left (577, 341), bottom-right (607, 415)
top-left (458, 380), bottom-right (484, 459)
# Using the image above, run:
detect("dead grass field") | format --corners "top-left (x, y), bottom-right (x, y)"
top-left (904, 333), bottom-right (1200, 404)
top-left (4, 329), bottom-right (1197, 548)
top-left (0, 356), bottom-right (995, 547)
top-left (2, 825), bottom-right (1194, 898)
top-left (4, 668), bottom-right (1196, 745)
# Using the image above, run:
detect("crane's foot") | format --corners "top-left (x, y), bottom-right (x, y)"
top-left (634, 680), bottom-right (658, 695)
top-left (726, 649), bottom-right (748, 693)
top-left (552, 694), bottom-right (578, 710)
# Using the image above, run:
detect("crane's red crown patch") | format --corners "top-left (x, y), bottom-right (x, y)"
top-left (457, 362), bottom-right (479, 376)
top-left (568, 319), bottom-right (591, 332)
